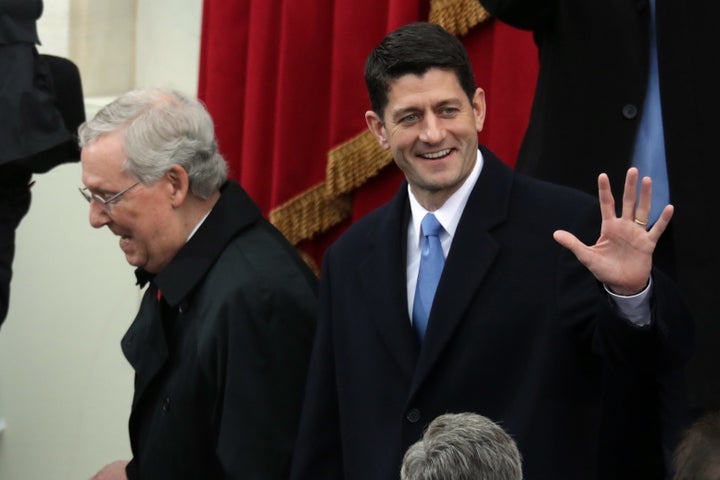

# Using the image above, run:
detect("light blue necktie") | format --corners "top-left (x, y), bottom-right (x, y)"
top-left (631, 0), bottom-right (669, 225)
top-left (412, 213), bottom-right (445, 342)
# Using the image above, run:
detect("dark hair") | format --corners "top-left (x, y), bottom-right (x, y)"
top-left (364, 22), bottom-right (477, 118)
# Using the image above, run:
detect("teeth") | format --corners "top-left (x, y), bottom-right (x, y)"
top-left (421, 149), bottom-right (451, 159)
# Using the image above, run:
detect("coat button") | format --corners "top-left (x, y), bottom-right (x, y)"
top-left (162, 396), bottom-right (171, 412)
top-left (622, 104), bottom-right (638, 119)
top-left (406, 408), bottom-right (421, 423)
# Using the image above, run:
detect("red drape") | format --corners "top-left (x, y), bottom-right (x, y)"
top-left (198, 0), bottom-right (538, 269)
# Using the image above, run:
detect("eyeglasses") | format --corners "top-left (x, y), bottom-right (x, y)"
top-left (79, 181), bottom-right (140, 213)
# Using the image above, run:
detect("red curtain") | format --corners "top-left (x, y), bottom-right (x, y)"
top-left (198, 0), bottom-right (538, 269)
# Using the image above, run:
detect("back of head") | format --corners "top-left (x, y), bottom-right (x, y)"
top-left (364, 22), bottom-right (477, 118)
top-left (78, 87), bottom-right (227, 199)
top-left (674, 411), bottom-right (720, 480)
top-left (400, 412), bottom-right (523, 480)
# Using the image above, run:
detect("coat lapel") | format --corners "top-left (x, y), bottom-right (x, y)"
top-left (411, 149), bottom-right (514, 393)
top-left (122, 287), bottom-right (169, 409)
top-left (358, 185), bottom-right (420, 379)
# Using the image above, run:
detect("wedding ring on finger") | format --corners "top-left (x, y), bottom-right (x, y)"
top-left (634, 217), bottom-right (648, 227)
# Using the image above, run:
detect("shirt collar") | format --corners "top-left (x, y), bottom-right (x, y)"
top-left (408, 149), bottom-right (484, 247)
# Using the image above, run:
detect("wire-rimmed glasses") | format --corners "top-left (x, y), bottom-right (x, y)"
top-left (78, 181), bottom-right (140, 213)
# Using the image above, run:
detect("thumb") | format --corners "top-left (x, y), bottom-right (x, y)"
top-left (553, 229), bottom-right (582, 254)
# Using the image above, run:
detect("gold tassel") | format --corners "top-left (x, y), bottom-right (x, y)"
top-left (429, 0), bottom-right (491, 36)
top-left (269, 130), bottom-right (393, 245)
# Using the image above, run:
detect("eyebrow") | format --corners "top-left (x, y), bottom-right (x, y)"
top-left (390, 98), bottom-right (464, 123)
top-left (390, 107), bottom-right (419, 123)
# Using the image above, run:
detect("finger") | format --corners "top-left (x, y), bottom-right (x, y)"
top-left (648, 204), bottom-right (674, 242)
top-left (621, 167), bottom-right (640, 220)
top-left (553, 230), bottom-right (587, 260)
top-left (597, 173), bottom-right (617, 222)
top-left (634, 176), bottom-right (652, 226)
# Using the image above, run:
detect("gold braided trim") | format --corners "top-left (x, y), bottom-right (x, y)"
top-left (269, 182), bottom-right (353, 246)
top-left (268, 130), bottom-right (392, 245)
top-left (429, 0), bottom-right (491, 36)
top-left (325, 130), bottom-right (392, 196)
top-left (269, 2), bottom-right (491, 249)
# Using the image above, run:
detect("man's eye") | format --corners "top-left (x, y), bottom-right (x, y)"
top-left (401, 114), bottom-right (419, 123)
top-left (441, 107), bottom-right (459, 116)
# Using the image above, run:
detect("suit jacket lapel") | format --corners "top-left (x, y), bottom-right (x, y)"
top-left (411, 148), bottom-right (513, 392)
top-left (358, 185), bottom-right (420, 378)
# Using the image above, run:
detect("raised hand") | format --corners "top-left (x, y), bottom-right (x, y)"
top-left (553, 167), bottom-right (673, 295)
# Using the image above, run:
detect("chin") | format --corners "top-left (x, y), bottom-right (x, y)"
top-left (124, 255), bottom-right (144, 269)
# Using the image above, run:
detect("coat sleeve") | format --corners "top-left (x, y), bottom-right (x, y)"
top-left (290, 250), bottom-right (344, 480)
top-left (592, 266), bottom-right (694, 372)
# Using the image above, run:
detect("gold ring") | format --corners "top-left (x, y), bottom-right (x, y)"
top-left (634, 217), bottom-right (648, 226)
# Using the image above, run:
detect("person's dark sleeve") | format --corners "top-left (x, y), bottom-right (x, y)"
top-left (593, 266), bottom-right (694, 372)
top-left (0, 172), bottom-right (32, 327)
top-left (480, 0), bottom-right (554, 30)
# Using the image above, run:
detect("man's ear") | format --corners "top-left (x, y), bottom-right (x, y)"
top-left (166, 165), bottom-right (190, 207)
top-left (472, 87), bottom-right (487, 133)
top-left (365, 110), bottom-right (390, 149)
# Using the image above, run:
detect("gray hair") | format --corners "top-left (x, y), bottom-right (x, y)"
top-left (400, 413), bottom-right (523, 480)
top-left (673, 410), bottom-right (720, 480)
top-left (78, 87), bottom-right (227, 198)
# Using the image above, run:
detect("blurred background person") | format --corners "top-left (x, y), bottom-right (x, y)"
top-left (0, 0), bottom-right (84, 326)
top-left (480, 0), bottom-right (719, 476)
top-left (673, 411), bottom-right (720, 480)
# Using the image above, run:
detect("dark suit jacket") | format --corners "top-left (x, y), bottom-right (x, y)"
top-left (480, 0), bottom-right (720, 409)
top-left (290, 148), bottom-right (692, 480)
top-left (122, 181), bottom-right (317, 479)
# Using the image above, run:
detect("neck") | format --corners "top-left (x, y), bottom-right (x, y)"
top-left (180, 190), bottom-right (221, 238)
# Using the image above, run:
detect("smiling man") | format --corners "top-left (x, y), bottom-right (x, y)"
top-left (79, 88), bottom-right (317, 480)
top-left (289, 22), bottom-right (692, 480)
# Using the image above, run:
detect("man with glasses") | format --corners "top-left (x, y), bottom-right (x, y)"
top-left (80, 88), bottom-right (317, 480)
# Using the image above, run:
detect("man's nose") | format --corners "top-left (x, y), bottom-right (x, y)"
top-left (419, 115), bottom-right (445, 144)
top-left (88, 201), bottom-right (110, 229)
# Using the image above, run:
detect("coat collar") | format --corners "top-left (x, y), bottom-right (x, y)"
top-left (134, 180), bottom-right (262, 306)
top-left (358, 183), bottom-right (419, 379)
top-left (124, 180), bottom-right (263, 409)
